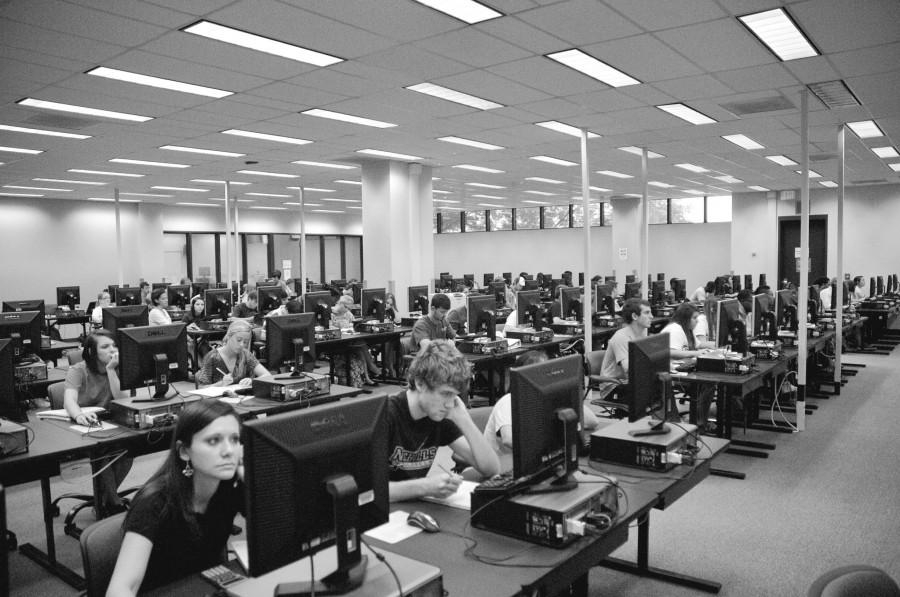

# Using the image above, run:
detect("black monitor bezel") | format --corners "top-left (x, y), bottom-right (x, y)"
top-left (558, 286), bottom-right (583, 322)
top-left (55, 286), bottom-right (81, 310)
top-left (0, 311), bottom-right (43, 363)
top-left (116, 323), bottom-right (189, 393)
top-left (407, 285), bottom-right (429, 314)
top-left (257, 285), bottom-right (286, 314)
top-left (627, 333), bottom-right (670, 424)
top-left (114, 286), bottom-right (142, 306)
top-left (203, 288), bottom-right (233, 320)
top-left (265, 313), bottom-right (317, 373)
top-left (166, 284), bottom-right (191, 310)
top-left (467, 294), bottom-right (497, 338)
top-left (101, 305), bottom-right (149, 335)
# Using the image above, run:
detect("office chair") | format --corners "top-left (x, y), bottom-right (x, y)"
top-left (79, 511), bottom-right (127, 597)
top-left (582, 350), bottom-right (627, 418)
top-left (451, 406), bottom-right (493, 473)
top-left (807, 564), bottom-right (900, 597)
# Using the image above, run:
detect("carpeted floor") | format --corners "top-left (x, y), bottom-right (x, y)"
top-left (6, 336), bottom-right (900, 596)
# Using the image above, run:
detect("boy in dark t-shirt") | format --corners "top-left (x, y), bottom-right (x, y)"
top-left (386, 340), bottom-right (500, 502)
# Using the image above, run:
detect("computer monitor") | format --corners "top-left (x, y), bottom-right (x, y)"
top-left (204, 288), bottom-right (233, 320)
top-left (438, 273), bottom-right (453, 290)
top-left (714, 275), bottom-right (732, 296)
top-left (869, 276), bottom-right (876, 298)
top-left (752, 293), bottom-right (777, 340)
top-left (516, 289), bottom-right (548, 331)
top-left (649, 280), bottom-right (666, 305)
top-left (407, 285), bottom-right (429, 314)
top-left (107, 284), bottom-right (120, 298)
top-left (502, 272), bottom-right (512, 285)
top-left (625, 274), bottom-right (636, 284)
top-left (467, 294), bottom-right (497, 340)
top-left (807, 285), bottom-right (821, 324)
top-left (523, 279), bottom-right (539, 291)
top-left (510, 354), bottom-right (581, 488)
top-left (166, 284), bottom-right (191, 310)
top-left (266, 313), bottom-right (316, 375)
top-left (0, 311), bottom-right (42, 363)
top-left (731, 275), bottom-right (742, 293)
top-left (604, 276), bottom-right (616, 285)
top-left (2, 299), bottom-right (45, 315)
top-left (192, 281), bottom-right (210, 294)
top-left (151, 282), bottom-right (168, 291)
top-left (627, 333), bottom-right (673, 435)
top-left (482, 273), bottom-right (493, 288)
top-left (776, 289), bottom-right (797, 332)
top-left (114, 286), bottom-right (142, 306)
top-left (716, 298), bottom-right (747, 353)
top-left (450, 278), bottom-right (464, 293)
top-left (257, 285), bottom-right (286, 314)
top-left (559, 286), bottom-right (583, 322)
top-left (463, 274), bottom-right (474, 287)
top-left (578, 272), bottom-right (585, 286)
top-left (303, 291), bottom-right (335, 328)
top-left (0, 339), bottom-right (25, 422)
top-left (657, 273), bottom-right (666, 281)
top-left (117, 323), bottom-right (188, 399)
top-left (56, 286), bottom-right (81, 311)
top-left (490, 281), bottom-right (506, 308)
top-left (102, 305), bottom-right (149, 335)
top-left (624, 281), bottom-right (641, 300)
top-left (360, 288), bottom-right (385, 322)
top-left (242, 395), bottom-right (390, 593)
top-left (593, 283), bottom-right (616, 317)
top-left (744, 275), bottom-right (753, 293)
top-left (877, 275), bottom-right (885, 295)
top-left (670, 278), bottom-right (686, 302)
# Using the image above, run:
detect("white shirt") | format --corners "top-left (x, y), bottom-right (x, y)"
top-left (148, 307), bottom-right (172, 326)
top-left (661, 321), bottom-right (692, 352)
top-left (819, 286), bottom-right (833, 311)
top-left (483, 394), bottom-right (514, 473)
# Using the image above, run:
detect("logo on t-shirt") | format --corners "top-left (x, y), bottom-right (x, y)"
top-left (389, 445), bottom-right (437, 472)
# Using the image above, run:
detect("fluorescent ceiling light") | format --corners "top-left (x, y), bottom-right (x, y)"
top-left (530, 155), bottom-right (577, 167)
top-left (411, 0), bottom-right (501, 23)
top-left (819, 180), bottom-right (838, 188)
top-left (739, 8), bottom-right (818, 61)
top-left (236, 170), bottom-right (299, 178)
top-left (589, 186), bottom-right (612, 192)
top-left (301, 108), bottom-right (395, 128)
top-left (223, 129), bottom-right (311, 145)
top-left (722, 134), bottom-right (764, 150)
top-left (160, 145), bottom-right (245, 157)
top-left (472, 194), bottom-right (504, 200)
top-left (766, 154), bottom-right (798, 166)
top-left (68, 169), bottom-right (144, 178)
top-left (748, 185), bottom-right (770, 192)
top-left (87, 197), bottom-right (140, 203)
top-left (657, 103), bottom-right (716, 125)
top-left (795, 169), bottom-right (821, 178)
top-left (872, 146), bottom-right (899, 159)
top-left (684, 189), bottom-right (706, 195)
top-left (525, 177), bottom-right (564, 184)
top-left (291, 160), bottom-right (355, 169)
top-left (618, 146), bottom-right (664, 158)
top-left (545, 49), bottom-right (640, 87)
top-left (0, 192), bottom-right (43, 197)
top-left (34, 177), bottom-right (106, 185)
top-left (175, 202), bottom-right (218, 207)
top-left (406, 83), bottom-right (502, 110)
top-left (478, 203), bottom-right (504, 208)
top-left (433, 199), bottom-right (460, 204)
top-left (86, 66), bottom-right (232, 98)
top-left (524, 190), bottom-right (556, 196)
top-left (465, 183), bottom-right (505, 189)
top-left (347, 206), bottom-right (363, 210)
top-left (714, 175), bottom-right (744, 184)
top-left (522, 200), bottom-right (550, 205)
top-left (356, 148), bottom-right (422, 161)
top-left (321, 198), bottom-right (359, 203)
top-left (334, 180), bottom-right (362, 186)
top-left (182, 21), bottom-right (343, 67)
top-left (535, 121), bottom-right (600, 139)
top-left (453, 164), bottom-right (504, 174)
top-left (246, 192), bottom-right (291, 198)
top-left (110, 158), bottom-right (189, 168)
top-left (648, 181), bottom-right (674, 188)
top-left (311, 209), bottom-right (344, 214)
top-left (287, 187), bottom-right (334, 193)
top-left (674, 163), bottom-right (709, 173)
top-left (0, 146), bottom-right (43, 154)
top-left (17, 98), bottom-right (152, 122)
top-left (3, 185), bottom-right (71, 192)
top-left (249, 206), bottom-right (288, 210)
top-left (846, 120), bottom-right (884, 139)
top-left (889, 163), bottom-right (900, 172)
top-left (597, 170), bottom-right (633, 179)
top-left (151, 186), bottom-right (210, 192)
top-left (120, 192), bottom-right (173, 197)
top-left (191, 179), bottom-right (251, 185)
top-left (0, 124), bottom-right (91, 139)
top-left (437, 136), bottom-right (503, 150)
top-left (432, 190), bottom-right (452, 195)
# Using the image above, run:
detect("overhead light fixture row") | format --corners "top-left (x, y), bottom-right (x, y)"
top-left (182, 21), bottom-right (343, 67)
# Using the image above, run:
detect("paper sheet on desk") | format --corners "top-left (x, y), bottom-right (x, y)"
top-left (229, 540), bottom-right (337, 578)
top-left (38, 406), bottom-right (105, 421)
top-left (189, 384), bottom-right (245, 399)
top-left (363, 510), bottom-right (422, 544)
top-left (69, 421), bottom-right (118, 434)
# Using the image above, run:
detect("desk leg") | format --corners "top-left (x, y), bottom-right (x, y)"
top-left (17, 478), bottom-right (85, 590)
top-left (599, 513), bottom-right (721, 593)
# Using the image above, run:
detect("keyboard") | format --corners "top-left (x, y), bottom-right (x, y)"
top-left (473, 473), bottom-right (534, 496)
top-left (201, 564), bottom-right (244, 588)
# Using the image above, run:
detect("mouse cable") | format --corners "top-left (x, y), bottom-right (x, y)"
top-left (360, 537), bottom-right (405, 597)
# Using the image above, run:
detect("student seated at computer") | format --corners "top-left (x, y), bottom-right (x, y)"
top-left (597, 298), bottom-right (652, 398)
top-left (269, 269), bottom-right (295, 298)
top-left (446, 304), bottom-right (467, 335)
top-left (483, 351), bottom-right (599, 473)
top-left (196, 320), bottom-right (270, 388)
top-left (181, 296), bottom-right (206, 328)
top-left (91, 290), bottom-right (111, 327)
top-left (689, 281), bottom-right (715, 304)
top-left (148, 288), bottom-right (172, 326)
top-left (661, 303), bottom-right (716, 429)
top-left (819, 277), bottom-right (836, 313)
top-left (231, 290), bottom-right (259, 322)
top-left (106, 400), bottom-right (244, 597)
top-left (264, 297), bottom-right (301, 319)
top-left (411, 293), bottom-right (456, 353)
top-left (330, 295), bottom-right (380, 386)
top-left (851, 275), bottom-right (867, 302)
top-left (63, 330), bottom-right (133, 515)
top-left (387, 340), bottom-right (500, 501)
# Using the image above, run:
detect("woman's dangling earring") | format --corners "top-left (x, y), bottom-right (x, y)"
top-left (182, 460), bottom-right (194, 477)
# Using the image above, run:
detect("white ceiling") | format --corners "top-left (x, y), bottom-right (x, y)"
top-left (1, 0), bottom-right (899, 217)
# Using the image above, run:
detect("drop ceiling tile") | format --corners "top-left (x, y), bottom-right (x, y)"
top-left (715, 64), bottom-right (800, 93)
top-left (487, 56), bottom-right (606, 96)
top-left (432, 70), bottom-right (550, 106)
top-left (604, 0), bottom-right (727, 31)
top-left (0, 57), bottom-right (72, 86)
top-left (516, 98), bottom-right (586, 119)
top-left (67, 0), bottom-right (195, 28)
top-left (244, 82), bottom-right (349, 111)
top-left (564, 89), bottom-right (645, 114)
top-left (287, 68), bottom-right (396, 98)
top-left (831, 43), bottom-right (900, 79)
top-left (792, 0), bottom-right (900, 53)
top-left (653, 75), bottom-right (735, 101)
top-left (655, 18), bottom-right (775, 73)
top-left (413, 27), bottom-right (531, 68)
top-left (357, 45), bottom-right (471, 81)
top-left (783, 56), bottom-right (841, 84)
top-left (517, 0), bottom-right (642, 45)
top-left (581, 34), bottom-right (705, 83)
top-left (299, 0), bottom-right (459, 43)
top-left (2, 20), bottom-right (127, 65)
top-left (475, 16), bottom-right (568, 55)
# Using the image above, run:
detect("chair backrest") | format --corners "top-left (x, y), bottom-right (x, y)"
top-left (47, 382), bottom-right (66, 409)
top-left (67, 349), bottom-right (84, 366)
top-left (468, 406), bottom-right (493, 433)
top-left (80, 512), bottom-right (127, 597)
top-left (584, 350), bottom-right (606, 376)
top-left (808, 565), bottom-right (900, 597)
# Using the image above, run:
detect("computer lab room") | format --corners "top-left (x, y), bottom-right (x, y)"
top-left (1, 1), bottom-right (900, 596)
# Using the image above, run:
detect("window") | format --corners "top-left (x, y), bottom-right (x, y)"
top-left (465, 210), bottom-right (486, 232)
top-left (490, 209), bottom-right (513, 231)
top-left (649, 199), bottom-right (668, 224)
top-left (571, 202), bottom-right (602, 227)
top-left (543, 205), bottom-right (569, 228)
top-left (670, 197), bottom-right (704, 223)
top-left (706, 195), bottom-right (732, 222)
top-left (440, 211), bottom-right (461, 233)
top-left (516, 206), bottom-right (540, 230)
top-left (603, 202), bottom-right (612, 225)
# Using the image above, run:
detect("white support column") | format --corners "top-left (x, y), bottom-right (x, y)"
top-left (640, 149), bottom-right (649, 298)
top-left (224, 182), bottom-right (233, 289)
top-left (298, 186), bottom-right (306, 294)
top-left (114, 187), bottom-right (123, 286)
top-left (232, 193), bottom-right (240, 287)
top-left (797, 89), bottom-right (810, 431)
top-left (834, 125), bottom-right (845, 388)
top-left (580, 129), bottom-right (592, 353)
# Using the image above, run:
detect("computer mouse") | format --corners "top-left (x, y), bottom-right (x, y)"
top-left (407, 511), bottom-right (440, 533)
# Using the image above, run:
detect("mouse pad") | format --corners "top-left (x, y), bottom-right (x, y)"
top-left (363, 510), bottom-right (422, 544)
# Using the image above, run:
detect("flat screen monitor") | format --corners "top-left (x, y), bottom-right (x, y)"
top-left (2, 299), bottom-right (45, 316)
top-left (438, 273), bottom-right (453, 290)
top-left (242, 395), bottom-right (390, 594)
top-left (627, 333), bottom-right (672, 434)
top-left (869, 277), bottom-right (876, 298)
top-left (151, 282), bottom-right (168, 291)
top-left (657, 273), bottom-right (666, 281)
top-left (624, 281), bottom-right (641, 300)
top-left (578, 272), bottom-right (585, 286)
top-left (407, 285), bottom-right (429, 314)
top-left (0, 311), bottom-right (42, 364)
top-left (625, 274), bottom-right (636, 284)
top-left (467, 294), bottom-right (497, 340)
top-left (204, 288), bottom-right (233, 320)
top-left (266, 313), bottom-right (316, 375)
top-left (502, 272), bottom-right (512, 285)
top-left (516, 289), bottom-right (547, 331)
top-left (776, 289), bottom-right (797, 331)
top-left (0, 339), bottom-right (25, 422)
top-left (744, 275), bottom-right (753, 293)
top-left (55, 286), bottom-right (81, 311)
top-left (117, 323), bottom-right (188, 399)
top-left (523, 279), bottom-right (539, 291)
top-left (360, 288), bottom-right (385, 322)
top-left (670, 278), bottom-right (686, 302)
top-left (114, 286), bottom-right (142, 306)
top-left (877, 275), bottom-right (885, 295)
top-left (482, 273), bottom-right (493, 288)
top-left (650, 280), bottom-right (666, 304)
top-left (463, 274), bottom-right (474, 287)
top-left (593, 284), bottom-right (616, 317)
top-left (192, 281), bottom-right (210, 294)
top-left (101, 305), bottom-right (149, 336)
top-left (257, 285), bottom-right (286, 314)
top-left (166, 284), bottom-right (191, 310)
top-left (716, 298), bottom-right (746, 352)
top-left (510, 354), bottom-right (581, 488)
top-left (107, 284), bottom-right (121, 298)
top-left (490, 281), bottom-right (506, 308)
top-left (303, 291), bottom-right (335, 328)
top-left (559, 286), bottom-right (583, 322)
top-left (752, 293), bottom-right (776, 340)
top-left (731, 275), bottom-right (742, 293)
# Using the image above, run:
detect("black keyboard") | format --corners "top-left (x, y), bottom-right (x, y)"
top-left (474, 473), bottom-right (533, 496)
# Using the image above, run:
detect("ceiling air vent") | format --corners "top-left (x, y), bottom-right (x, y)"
top-left (720, 95), bottom-right (794, 117)
top-left (851, 179), bottom-right (887, 185)
top-left (807, 80), bottom-right (861, 109)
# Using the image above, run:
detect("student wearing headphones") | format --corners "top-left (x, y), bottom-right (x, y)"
top-left (63, 330), bottom-right (133, 515)
top-left (148, 288), bottom-right (172, 326)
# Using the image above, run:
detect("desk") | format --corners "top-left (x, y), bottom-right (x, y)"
top-left (39, 339), bottom-right (81, 368)
top-left (316, 327), bottom-right (411, 385)
top-left (45, 314), bottom-right (91, 341)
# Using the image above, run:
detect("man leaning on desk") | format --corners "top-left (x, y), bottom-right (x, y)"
top-left (410, 293), bottom-right (456, 353)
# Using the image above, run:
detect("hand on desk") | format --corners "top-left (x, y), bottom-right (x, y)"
top-left (74, 412), bottom-right (99, 427)
top-left (425, 472), bottom-right (463, 498)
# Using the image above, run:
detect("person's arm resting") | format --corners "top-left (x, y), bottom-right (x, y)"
top-left (447, 399), bottom-right (500, 478)
top-left (105, 531), bottom-right (153, 597)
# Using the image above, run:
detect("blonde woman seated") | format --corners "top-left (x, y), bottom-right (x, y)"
top-left (331, 295), bottom-right (380, 386)
top-left (196, 320), bottom-right (270, 388)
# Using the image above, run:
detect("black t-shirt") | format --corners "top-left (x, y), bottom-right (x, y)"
top-left (124, 479), bottom-right (245, 591)
top-left (385, 392), bottom-right (462, 481)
